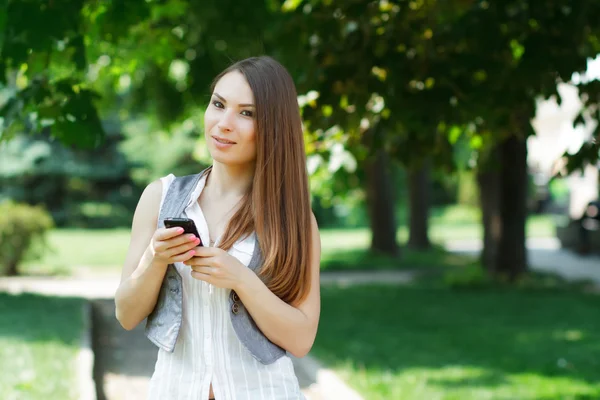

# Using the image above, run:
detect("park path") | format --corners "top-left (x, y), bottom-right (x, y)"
top-left (2, 239), bottom-right (598, 400)
top-left (1, 271), bottom-right (403, 400)
top-left (89, 298), bottom-right (361, 400)
top-left (446, 237), bottom-right (600, 284)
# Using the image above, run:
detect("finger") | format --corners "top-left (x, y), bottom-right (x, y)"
top-left (155, 227), bottom-right (186, 241)
top-left (153, 234), bottom-right (198, 255)
top-left (190, 270), bottom-right (211, 282)
top-left (165, 234), bottom-right (201, 250)
top-left (167, 239), bottom-right (201, 257)
top-left (191, 246), bottom-right (220, 257)
top-left (185, 255), bottom-right (217, 267)
top-left (190, 265), bottom-right (214, 275)
top-left (171, 249), bottom-right (197, 263)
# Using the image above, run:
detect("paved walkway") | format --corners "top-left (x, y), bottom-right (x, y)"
top-left (0, 269), bottom-right (418, 299)
top-left (3, 239), bottom-right (598, 400)
top-left (445, 237), bottom-right (600, 284)
top-left (0, 271), bottom-right (386, 400)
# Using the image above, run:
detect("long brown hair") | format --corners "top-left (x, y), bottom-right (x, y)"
top-left (208, 56), bottom-right (312, 306)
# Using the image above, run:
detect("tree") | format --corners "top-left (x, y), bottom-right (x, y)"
top-left (2, 0), bottom-right (600, 278)
top-left (449, 1), bottom-right (600, 279)
top-left (281, 0), bottom-right (600, 279)
top-left (281, 1), bottom-right (468, 257)
top-left (0, 0), bottom-right (282, 145)
top-left (407, 160), bottom-right (431, 250)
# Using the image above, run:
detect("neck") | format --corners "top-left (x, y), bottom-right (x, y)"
top-left (206, 161), bottom-right (254, 198)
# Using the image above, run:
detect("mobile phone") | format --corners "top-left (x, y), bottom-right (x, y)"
top-left (164, 217), bottom-right (202, 245)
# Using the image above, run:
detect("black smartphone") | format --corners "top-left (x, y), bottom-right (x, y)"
top-left (164, 217), bottom-right (202, 245)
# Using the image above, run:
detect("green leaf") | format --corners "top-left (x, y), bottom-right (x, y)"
top-left (0, 0), bottom-right (7, 53)
top-left (0, 60), bottom-right (5, 84)
top-left (281, 0), bottom-right (304, 12)
top-left (510, 39), bottom-right (525, 62)
top-left (469, 135), bottom-right (483, 150)
top-left (71, 34), bottom-right (87, 71)
top-left (448, 126), bottom-right (462, 144)
top-left (0, 96), bottom-right (23, 124)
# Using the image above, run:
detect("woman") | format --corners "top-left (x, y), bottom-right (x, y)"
top-left (115, 56), bottom-right (321, 399)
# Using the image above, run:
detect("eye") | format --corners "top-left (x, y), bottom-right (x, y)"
top-left (212, 100), bottom-right (224, 109)
top-left (241, 110), bottom-right (254, 117)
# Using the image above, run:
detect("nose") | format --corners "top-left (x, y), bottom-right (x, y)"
top-left (217, 109), bottom-right (235, 132)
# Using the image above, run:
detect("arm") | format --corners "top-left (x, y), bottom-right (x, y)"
top-left (114, 180), bottom-right (200, 330)
top-left (234, 213), bottom-right (321, 358)
top-left (114, 180), bottom-right (166, 330)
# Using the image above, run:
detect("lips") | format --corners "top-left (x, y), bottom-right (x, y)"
top-left (212, 135), bottom-right (236, 144)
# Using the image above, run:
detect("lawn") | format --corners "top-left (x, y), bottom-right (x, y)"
top-left (20, 206), bottom-right (554, 276)
top-left (312, 283), bottom-right (600, 400)
top-left (7, 207), bottom-right (581, 400)
top-left (0, 293), bottom-right (84, 400)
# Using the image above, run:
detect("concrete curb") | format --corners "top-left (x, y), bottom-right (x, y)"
top-left (292, 354), bottom-right (364, 400)
top-left (320, 270), bottom-right (417, 286)
top-left (77, 301), bottom-right (97, 400)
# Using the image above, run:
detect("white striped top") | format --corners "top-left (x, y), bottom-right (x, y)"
top-left (147, 173), bottom-right (304, 400)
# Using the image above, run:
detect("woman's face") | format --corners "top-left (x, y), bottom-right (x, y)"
top-left (204, 71), bottom-right (257, 167)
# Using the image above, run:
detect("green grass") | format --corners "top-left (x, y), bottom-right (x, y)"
top-left (21, 228), bottom-right (132, 276)
top-left (5, 206), bottom-right (576, 399)
top-left (0, 293), bottom-right (85, 400)
top-left (320, 246), bottom-right (477, 271)
top-left (20, 207), bottom-right (555, 276)
top-left (313, 283), bottom-right (600, 400)
top-left (22, 227), bottom-right (478, 275)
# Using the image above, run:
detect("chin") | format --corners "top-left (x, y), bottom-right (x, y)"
top-left (210, 152), bottom-right (254, 167)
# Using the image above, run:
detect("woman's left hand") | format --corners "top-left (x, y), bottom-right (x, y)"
top-left (184, 246), bottom-right (249, 289)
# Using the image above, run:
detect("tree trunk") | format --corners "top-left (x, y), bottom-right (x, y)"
top-left (5, 260), bottom-right (19, 277)
top-left (408, 161), bottom-right (431, 249)
top-left (365, 148), bottom-right (400, 257)
top-left (477, 146), bottom-right (501, 272)
top-left (495, 134), bottom-right (528, 280)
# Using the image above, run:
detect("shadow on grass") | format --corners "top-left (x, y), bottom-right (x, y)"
top-left (0, 292), bottom-right (83, 345)
top-left (0, 292), bottom-right (85, 399)
top-left (312, 283), bottom-right (600, 399)
top-left (425, 370), bottom-right (509, 389)
top-left (321, 246), bottom-right (478, 271)
top-left (89, 299), bottom-right (159, 400)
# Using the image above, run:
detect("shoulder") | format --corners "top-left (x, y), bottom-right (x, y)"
top-left (140, 179), bottom-right (162, 203)
top-left (310, 212), bottom-right (319, 235)
top-left (310, 211), bottom-right (319, 229)
top-left (310, 211), bottom-right (321, 252)
top-left (135, 179), bottom-right (162, 216)
top-left (136, 174), bottom-right (175, 212)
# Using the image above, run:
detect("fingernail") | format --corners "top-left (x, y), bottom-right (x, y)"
top-left (178, 228), bottom-right (184, 233)
top-left (188, 234), bottom-right (196, 240)
top-left (189, 250), bottom-right (195, 255)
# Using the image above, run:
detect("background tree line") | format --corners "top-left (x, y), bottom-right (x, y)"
top-left (1, 0), bottom-right (599, 281)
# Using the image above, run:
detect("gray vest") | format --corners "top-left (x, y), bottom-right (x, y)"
top-left (144, 171), bottom-right (285, 365)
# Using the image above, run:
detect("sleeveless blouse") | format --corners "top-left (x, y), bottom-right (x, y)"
top-left (147, 173), bottom-right (304, 400)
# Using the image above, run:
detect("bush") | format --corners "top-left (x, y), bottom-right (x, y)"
top-left (0, 201), bottom-right (54, 276)
top-left (443, 264), bottom-right (492, 289)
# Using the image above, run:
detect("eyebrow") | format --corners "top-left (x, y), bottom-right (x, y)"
top-left (213, 93), bottom-right (255, 108)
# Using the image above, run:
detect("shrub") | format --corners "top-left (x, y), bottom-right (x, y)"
top-left (0, 201), bottom-right (54, 276)
top-left (443, 264), bottom-right (492, 289)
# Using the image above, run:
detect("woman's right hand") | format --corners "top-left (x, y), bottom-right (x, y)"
top-left (149, 227), bottom-right (201, 265)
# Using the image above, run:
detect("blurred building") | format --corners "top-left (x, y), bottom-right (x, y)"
top-left (529, 55), bottom-right (600, 219)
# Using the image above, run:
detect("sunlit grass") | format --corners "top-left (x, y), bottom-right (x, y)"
top-left (22, 227), bottom-right (478, 275)
top-left (20, 207), bottom-right (555, 275)
top-left (313, 284), bottom-right (600, 399)
top-left (0, 293), bottom-right (84, 400)
top-left (21, 228), bottom-right (132, 276)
